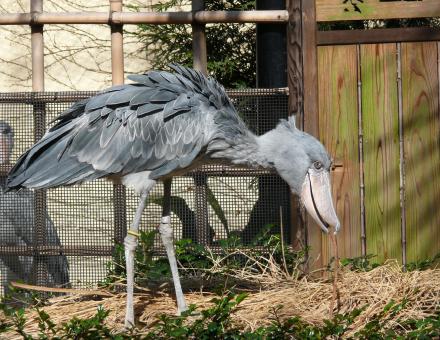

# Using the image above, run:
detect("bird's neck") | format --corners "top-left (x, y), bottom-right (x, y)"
top-left (208, 131), bottom-right (275, 170)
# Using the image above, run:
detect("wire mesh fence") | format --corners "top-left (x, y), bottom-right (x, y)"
top-left (0, 88), bottom-right (290, 293)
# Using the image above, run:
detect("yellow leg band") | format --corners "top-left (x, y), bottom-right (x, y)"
top-left (127, 230), bottom-right (140, 238)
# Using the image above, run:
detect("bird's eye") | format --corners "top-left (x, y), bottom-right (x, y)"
top-left (313, 161), bottom-right (323, 170)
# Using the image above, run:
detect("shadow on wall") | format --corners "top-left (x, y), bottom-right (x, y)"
top-left (0, 121), bottom-right (70, 293)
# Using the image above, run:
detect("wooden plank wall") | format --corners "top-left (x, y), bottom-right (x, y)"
top-left (361, 44), bottom-right (401, 263)
top-left (401, 42), bottom-right (440, 263)
top-left (316, 45), bottom-right (361, 265)
top-left (315, 42), bottom-right (440, 266)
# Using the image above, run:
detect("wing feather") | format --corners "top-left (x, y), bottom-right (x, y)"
top-left (136, 103), bottom-right (163, 117)
top-left (7, 65), bottom-right (247, 190)
top-left (105, 86), bottom-right (143, 106)
top-left (126, 74), bottom-right (156, 87)
top-left (129, 89), bottom-right (157, 106)
top-left (85, 92), bottom-right (114, 112)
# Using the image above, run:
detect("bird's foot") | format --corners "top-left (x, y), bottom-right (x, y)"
top-left (177, 303), bottom-right (188, 316)
top-left (124, 317), bottom-right (135, 330)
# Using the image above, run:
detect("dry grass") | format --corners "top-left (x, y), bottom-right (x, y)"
top-left (2, 260), bottom-right (439, 338)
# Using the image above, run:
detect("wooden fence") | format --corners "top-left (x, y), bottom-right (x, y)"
top-left (1, 0), bottom-right (440, 274)
top-left (303, 0), bottom-right (440, 269)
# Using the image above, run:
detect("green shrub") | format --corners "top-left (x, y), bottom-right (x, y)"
top-left (1, 293), bottom-right (438, 339)
top-left (102, 227), bottom-right (307, 291)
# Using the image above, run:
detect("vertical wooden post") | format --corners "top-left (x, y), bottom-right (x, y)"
top-left (194, 173), bottom-right (210, 245)
top-left (110, 0), bottom-right (124, 85)
top-left (287, 0), bottom-right (302, 122)
top-left (192, 0), bottom-right (208, 75)
top-left (302, 0), bottom-right (319, 137)
top-left (286, 0), bottom-right (304, 249)
top-left (31, 0), bottom-right (49, 287)
top-left (31, 0), bottom-right (44, 92)
top-left (299, 0), bottom-right (322, 269)
top-left (110, 0), bottom-right (127, 246)
top-left (192, 0), bottom-right (210, 245)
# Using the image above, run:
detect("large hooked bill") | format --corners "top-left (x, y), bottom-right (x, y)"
top-left (300, 168), bottom-right (340, 234)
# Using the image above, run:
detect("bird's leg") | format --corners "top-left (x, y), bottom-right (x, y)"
top-left (158, 179), bottom-right (188, 314)
top-left (124, 190), bottom-right (149, 328)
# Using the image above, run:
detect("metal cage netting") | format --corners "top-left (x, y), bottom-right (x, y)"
top-left (0, 89), bottom-right (290, 293)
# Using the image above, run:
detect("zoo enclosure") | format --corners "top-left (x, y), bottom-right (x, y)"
top-left (0, 0), bottom-right (440, 290)
top-left (0, 0), bottom-right (295, 291)
top-left (0, 89), bottom-right (289, 291)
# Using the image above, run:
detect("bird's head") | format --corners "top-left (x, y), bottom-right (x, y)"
top-left (0, 121), bottom-right (13, 165)
top-left (260, 116), bottom-right (340, 234)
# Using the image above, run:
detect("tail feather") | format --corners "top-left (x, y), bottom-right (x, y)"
top-left (6, 121), bottom-right (106, 191)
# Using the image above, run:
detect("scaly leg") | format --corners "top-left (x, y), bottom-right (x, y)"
top-left (124, 189), bottom-right (150, 328)
top-left (158, 179), bottom-right (188, 314)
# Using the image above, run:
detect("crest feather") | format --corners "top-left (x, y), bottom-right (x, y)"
top-left (277, 115), bottom-right (297, 131)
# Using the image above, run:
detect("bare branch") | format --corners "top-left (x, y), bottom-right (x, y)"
top-left (0, 0), bottom-right (151, 91)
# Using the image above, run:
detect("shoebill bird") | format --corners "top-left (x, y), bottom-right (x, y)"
top-left (6, 65), bottom-right (340, 327)
top-left (0, 121), bottom-right (69, 290)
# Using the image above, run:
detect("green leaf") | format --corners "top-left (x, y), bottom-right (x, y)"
top-left (206, 186), bottom-right (230, 237)
top-left (234, 292), bottom-right (248, 305)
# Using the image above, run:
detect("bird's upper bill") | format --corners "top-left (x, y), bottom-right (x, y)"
top-left (300, 167), bottom-right (340, 234)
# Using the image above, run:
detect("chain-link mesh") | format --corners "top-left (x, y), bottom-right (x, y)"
top-left (0, 89), bottom-right (289, 293)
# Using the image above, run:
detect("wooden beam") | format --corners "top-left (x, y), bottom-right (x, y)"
top-left (318, 27), bottom-right (440, 46)
top-left (11, 282), bottom-right (114, 296)
top-left (0, 10), bottom-right (288, 25)
top-left (316, 0), bottom-right (440, 22)
top-left (0, 245), bottom-right (113, 256)
top-left (194, 10), bottom-right (287, 23)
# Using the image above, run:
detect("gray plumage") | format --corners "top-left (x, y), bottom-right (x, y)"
top-left (7, 64), bottom-right (330, 196)
top-left (0, 122), bottom-right (69, 288)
